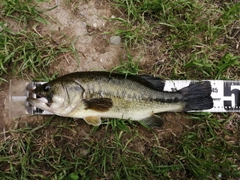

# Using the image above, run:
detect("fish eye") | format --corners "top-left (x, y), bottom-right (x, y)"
top-left (43, 84), bottom-right (51, 92)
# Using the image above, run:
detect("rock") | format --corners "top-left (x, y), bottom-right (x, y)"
top-left (110, 36), bottom-right (121, 45)
top-left (0, 23), bottom-right (7, 32)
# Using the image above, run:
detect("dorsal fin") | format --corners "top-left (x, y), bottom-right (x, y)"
top-left (129, 75), bottom-right (165, 91)
top-left (55, 71), bottom-right (165, 91)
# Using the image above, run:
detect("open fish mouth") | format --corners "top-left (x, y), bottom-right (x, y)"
top-left (26, 89), bottom-right (52, 111)
top-left (29, 96), bottom-right (49, 104)
top-left (27, 96), bottom-right (52, 112)
top-left (27, 96), bottom-right (48, 105)
top-left (28, 87), bottom-right (49, 104)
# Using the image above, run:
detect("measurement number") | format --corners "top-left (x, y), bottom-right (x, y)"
top-left (212, 87), bottom-right (218, 93)
top-left (223, 82), bottom-right (240, 110)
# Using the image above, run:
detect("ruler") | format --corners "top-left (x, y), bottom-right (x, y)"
top-left (9, 80), bottom-right (240, 118)
top-left (164, 80), bottom-right (240, 113)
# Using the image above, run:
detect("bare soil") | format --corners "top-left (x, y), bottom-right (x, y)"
top-left (39, 0), bottom-right (124, 75)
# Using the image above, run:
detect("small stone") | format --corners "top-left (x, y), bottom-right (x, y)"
top-left (0, 23), bottom-right (7, 32)
top-left (93, 23), bottom-right (98, 29)
top-left (110, 36), bottom-right (121, 45)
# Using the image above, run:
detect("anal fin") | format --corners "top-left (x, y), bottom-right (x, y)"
top-left (140, 115), bottom-right (164, 127)
top-left (84, 116), bottom-right (102, 126)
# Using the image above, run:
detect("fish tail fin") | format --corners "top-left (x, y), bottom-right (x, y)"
top-left (180, 81), bottom-right (213, 111)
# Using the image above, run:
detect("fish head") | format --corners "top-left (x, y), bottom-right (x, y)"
top-left (27, 79), bottom-right (84, 114)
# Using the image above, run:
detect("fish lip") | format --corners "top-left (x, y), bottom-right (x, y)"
top-left (26, 97), bottom-right (53, 113)
top-left (27, 90), bottom-right (51, 106)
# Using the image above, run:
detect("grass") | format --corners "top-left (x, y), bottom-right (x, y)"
top-left (111, 50), bottom-right (140, 75)
top-left (0, 26), bottom-right (75, 81)
top-left (0, 0), bottom-right (240, 179)
top-left (0, 0), bottom-right (77, 82)
top-left (180, 114), bottom-right (240, 178)
top-left (2, 0), bottom-right (48, 25)
top-left (1, 116), bottom-right (239, 179)
top-left (112, 0), bottom-right (240, 79)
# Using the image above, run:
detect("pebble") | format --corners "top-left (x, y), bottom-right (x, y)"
top-left (93, 23), bottom-right (98, 29)
top-left (0, 23), bottom-right (7, 32)
top-left (110, 36), bottom-right (121, 45)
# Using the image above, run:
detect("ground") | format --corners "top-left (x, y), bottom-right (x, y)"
top-left (0, 0), bottom-right (240, 179)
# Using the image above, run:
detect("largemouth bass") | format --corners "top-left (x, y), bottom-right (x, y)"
top-left (27, 72), bottom-right (213, 126)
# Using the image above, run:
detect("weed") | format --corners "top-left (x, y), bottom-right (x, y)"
top-left (1, 0), bottom-right (49, 26)
top-left (0, 0), bottom-right (78, 83)
top-left (111, 50), bottom-right (140, 75)
top-left (185, 53), bottom-right (240, 79)
top-left (179, 114), bottom-right (240, 178)
top-left (64, 0), bottom-right (81, 14)
top-left (0, 25), bottom-right (76, 82)
top-left (113, 0), bottom-right (240, 79)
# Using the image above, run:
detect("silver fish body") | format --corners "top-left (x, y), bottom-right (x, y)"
top-left (27, 72), bottom-right (213, 126)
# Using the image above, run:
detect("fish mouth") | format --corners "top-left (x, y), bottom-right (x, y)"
top-left (27, 96), bottom-right (53, 113)
top-left (27, 96), bottom-right (49, 106)
top-left (27, 90), bottom-right (51, 110)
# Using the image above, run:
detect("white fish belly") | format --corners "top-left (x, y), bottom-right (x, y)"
top-left (64, 101), bottom-right (183, 121)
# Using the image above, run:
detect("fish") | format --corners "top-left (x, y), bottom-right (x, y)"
top-left (27, 71), bottom-right (213, 127)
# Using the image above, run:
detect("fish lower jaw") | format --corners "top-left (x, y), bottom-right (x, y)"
top-left (27, 98), bottom-right (52, 112)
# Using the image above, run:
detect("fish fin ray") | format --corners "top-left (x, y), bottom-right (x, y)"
top-left (140, 115), bottom-right (164, 127)
top-left (84, 98), bottom-right (113, 112)
top-left (84, 116), bottom-right (101, 126)
top-left (129, 75), bottom-right (165, 91)
top-left (180, 81), bottom-right (213, 111)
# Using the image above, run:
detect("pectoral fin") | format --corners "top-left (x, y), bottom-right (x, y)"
top-left (84, 98), bottom-right (113, 112)
top-left (140, 115), bottom-right (164, 127)
top-left (84, 116), bottom-right (102, 126)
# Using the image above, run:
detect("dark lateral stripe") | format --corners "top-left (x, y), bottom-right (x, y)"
top-left (152, 96), bottom-right (182, 103)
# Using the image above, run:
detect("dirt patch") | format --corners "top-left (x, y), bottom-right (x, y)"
top-left (38, 0), bottom-right (124, 75)
top-left (0, 82), bottom-right (8, 140)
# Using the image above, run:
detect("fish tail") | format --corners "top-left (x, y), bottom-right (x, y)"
top-left (180, 81), bottom-right (213, 111)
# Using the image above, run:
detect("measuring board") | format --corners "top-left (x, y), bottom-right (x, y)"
top-left (163, 80), bottom-right (240, 112)
top-left (8, 80), bottom-right (240, 118)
